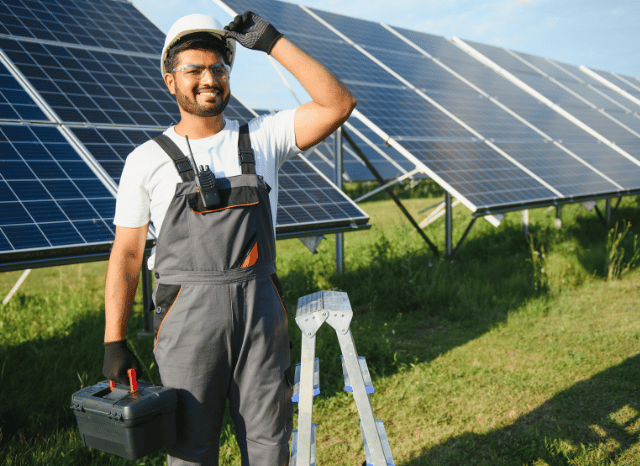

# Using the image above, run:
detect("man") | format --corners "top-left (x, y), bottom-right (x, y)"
top-left (101, 10), bottom-right (355, 466)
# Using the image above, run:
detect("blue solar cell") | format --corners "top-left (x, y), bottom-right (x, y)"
top-left (23, 200), bottom-right (67, 223)
top-left (57, 198), bottom-right (96, 220)
top-left (0, 230), bottom-right (11, 250)
top-left (0, 201), bottom-right (32, 225)
top-left (12, 142), bottom-right (53, 160)
top-left (0, 160), bottom-right (36, 179)
top-left (40, 178), bottom-right (82, 198)
top-left (0, 180), bottom-right (17, 201)
top-left (73, 219), bottom-right (113, 242)
top-left (7, 179), bottom-right (49, 200)
top-left (38, 222), bottom-right (85, 245)
top-left (72, 179), bottom-right (111, 198)
top-left (0, 141), bottom-right (20, 159)
top-left (2, 224), bottom-right (49, 248)
top-left (56, 160), bottom-right (96, 178)
top-left (29, 161), bottom-right (66, 179)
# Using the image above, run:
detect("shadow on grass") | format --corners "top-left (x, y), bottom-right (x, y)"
top-left (400, 353), bottom-right (640, 466)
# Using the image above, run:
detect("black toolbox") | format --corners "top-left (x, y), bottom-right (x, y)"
top-left (70, 374), bottom-right (177, 460)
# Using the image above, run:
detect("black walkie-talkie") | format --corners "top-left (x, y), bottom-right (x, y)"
top-left (185, 136), bottom-right (221, 209)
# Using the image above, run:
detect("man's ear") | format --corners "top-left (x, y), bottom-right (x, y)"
top-left (164, 73), bottom-right (176, 95)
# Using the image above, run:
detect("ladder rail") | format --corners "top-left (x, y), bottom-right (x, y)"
top-left (296, 332), bottom-right (317, 466)
top-left (335, 330), bottom-right (388, 466)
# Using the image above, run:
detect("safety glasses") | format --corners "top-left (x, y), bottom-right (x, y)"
top-left (172, 63), bottom-right (230, 81)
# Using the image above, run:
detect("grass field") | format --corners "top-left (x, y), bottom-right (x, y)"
top-left (1, 186), bottom-right (639, 465)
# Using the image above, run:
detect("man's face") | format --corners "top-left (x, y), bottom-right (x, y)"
top-left (165, 49), bottom-right (230, 117)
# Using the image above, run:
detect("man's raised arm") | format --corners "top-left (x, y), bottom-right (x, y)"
top-left (225, 11), bottom-right (356, 151)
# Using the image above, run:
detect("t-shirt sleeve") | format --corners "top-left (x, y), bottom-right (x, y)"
top-left (113, 151), bottom-right (151, 228)
top-left (250, 108), bottom-right (301, 169)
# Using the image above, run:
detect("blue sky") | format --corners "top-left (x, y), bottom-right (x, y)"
top-left (132, 0), bottom-right (640, 111)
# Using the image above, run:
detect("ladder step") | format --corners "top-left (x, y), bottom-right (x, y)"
top-left (290, 423), bottom-right (317, 466)
top-left (341, 355), bottom-right (374, 394)
top-left (360, 420), bottom-right (395, 466)
top-left (292, 358), bottom-right (320, 402)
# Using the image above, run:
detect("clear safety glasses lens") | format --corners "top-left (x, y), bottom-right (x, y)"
top-left (172, 63), bottom-right (230, 80)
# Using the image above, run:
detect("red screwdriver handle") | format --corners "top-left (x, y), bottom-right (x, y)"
top-left (109, 369), bottom-right (138, 392)
top-left (127, 368), bottom-right (138, 392)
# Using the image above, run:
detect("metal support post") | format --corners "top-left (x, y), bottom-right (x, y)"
top-left (523, 209), bottom-right (530, 237)
top-left (334, 127), bottom-right (344, 275)
top-left (2, 269), bottom-right (31, 305)
top-left (605, 198), bottom-right (612, 226)
top-left (445, 192), bottom-right (453, 257)
top-left (452, 217), bottom-right (477, 259)
top-left (342, 128), bottom-right (438, 256)
top-left (554, 205), bottom-right (562, 230)
top-left (613, 196), bottom-right (622, 214)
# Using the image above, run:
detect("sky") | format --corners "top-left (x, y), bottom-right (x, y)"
top-left (131, 0), bottom-right (640, 111)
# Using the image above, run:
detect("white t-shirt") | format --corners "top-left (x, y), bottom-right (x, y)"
top-left (114, 109), bottom-right (300, 269)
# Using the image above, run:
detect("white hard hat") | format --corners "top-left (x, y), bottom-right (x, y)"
top-left (161, 14), bottom-right (236, 75)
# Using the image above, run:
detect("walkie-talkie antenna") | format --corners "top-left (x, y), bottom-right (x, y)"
top-left (184, 135), bottom-right (221, 209)
top-left (185, 135), bottom-right (199, 175)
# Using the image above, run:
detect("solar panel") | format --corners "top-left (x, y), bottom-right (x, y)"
top-left (0, 58), bottom-right (48, 121)
top-left (0, 122), bottom-right (115, 259)
top-left (0, 0), bottom-right (164, 53)
top-left (216, 0), bottom-right (639, 216)
top-left (395, 138), bottom-right (558, 209)
top-left (276, 155), bottom-right (369, 235)
top-left (462, 39), bottom-right (640, 144)
top-left (0, 0), bottom-right (370, 267)
top-left (593, 69), bottom-right (640, 98)
top-left (548, 61), bottom-right (640, 114)
top-left (506, 50), bottom-right (640, 128)
top-left (0, 36), bottom-right (178, 126)
top-left (391, 28), bottom-right (595, 143)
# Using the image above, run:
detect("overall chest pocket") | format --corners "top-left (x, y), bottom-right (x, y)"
top-left (186, 185), bottom-right (259, 214)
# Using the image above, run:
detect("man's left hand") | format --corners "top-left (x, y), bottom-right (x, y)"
top-left (224, 11), bottom-right (283, 54)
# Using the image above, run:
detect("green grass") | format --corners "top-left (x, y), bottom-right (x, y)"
top-left (1, 192), bottom-right (639, 465)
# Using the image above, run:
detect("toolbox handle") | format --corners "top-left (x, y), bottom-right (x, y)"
top-left (109, 369), bottom-right (138, 393)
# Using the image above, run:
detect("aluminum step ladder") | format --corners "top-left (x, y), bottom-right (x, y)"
top-left (291, 291), bottom-right (394, 466)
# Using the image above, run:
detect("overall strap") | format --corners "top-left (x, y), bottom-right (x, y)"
top-left (238, 123), bottom-right (256, 175)
top-left (153, 134), bottom-right (195, 182)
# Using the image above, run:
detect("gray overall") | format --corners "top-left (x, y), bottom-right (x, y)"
top-left (151, 125), bottom-right (292, 466)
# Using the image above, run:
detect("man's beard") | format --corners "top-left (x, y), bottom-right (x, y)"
top-left (175, 86), bottom-right (230, 117)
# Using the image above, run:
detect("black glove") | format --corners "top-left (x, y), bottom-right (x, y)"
top-left (102, 339), bottom-right (143, 385)
top-left (224, 11), bottom-right (283, 54)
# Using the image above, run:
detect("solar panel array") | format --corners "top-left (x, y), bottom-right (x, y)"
top-left (0, 0), bottom-right (369, 267)
top-left (299, 116), bottom-right (423, 182)
top-left (216, 0), bottom-right (640, 216)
